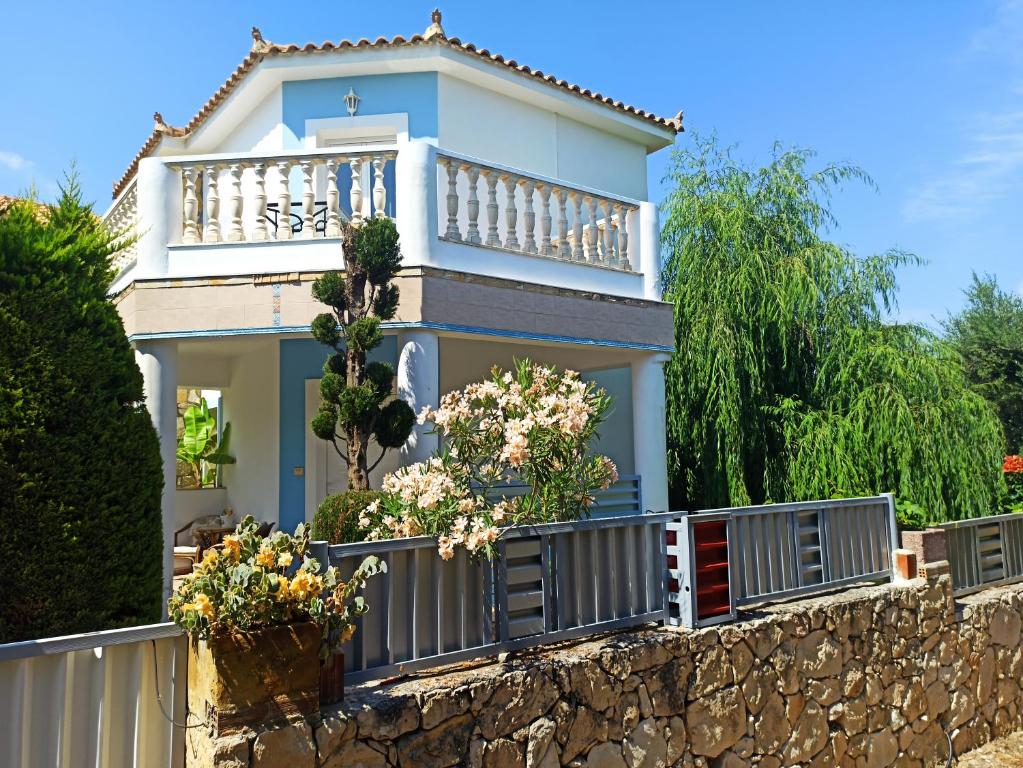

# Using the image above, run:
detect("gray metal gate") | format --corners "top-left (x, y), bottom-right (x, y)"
top-left (939, 512), bottom-right (1023, 595)
top-left (328, 511), bottom-right (674, 683)
top-left (668, 495), bottom-right (897, 627)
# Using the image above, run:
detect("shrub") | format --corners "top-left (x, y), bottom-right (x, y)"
top-left (310, 218), bottom-right (414, 490)
top-left (895, 498), bottom-right (930, 531)
top-left (0, 181), bottom-right (163, 642)
top-left (362, 360), bottom-right (618, 560)
top-left (168, 517), bottom-right (384, 656)
top-left (1004, 455), bottom-right (1023, 511)
top-left (313, 490), bottom-right (382, 544)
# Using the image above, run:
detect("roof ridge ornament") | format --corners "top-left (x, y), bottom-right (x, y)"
top-left (424, 8), bottom-right (446, 40)
top-left (251, 26), bottom-right (272, 54)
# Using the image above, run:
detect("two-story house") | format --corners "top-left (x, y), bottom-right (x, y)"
top-left (104, 11), bottom-right (681, 600)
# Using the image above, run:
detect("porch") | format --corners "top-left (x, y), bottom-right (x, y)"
top-left (139, 328), bottom-right (670, 603)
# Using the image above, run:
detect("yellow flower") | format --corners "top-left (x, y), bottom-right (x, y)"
top-left (223, 536), bottom-right (242, 561)
top-left (277, 551), bottom-right (294, 568)
top-left (202, 548), bottom-right (219, 567)
top-left (289, 571), bottom-right (324, 601)
top-left (273, 574), bottom-right (291, 601)
top-left (255, 546), bottom-right (276, 569)
top-left (193, 593), bottom-right (215, 619)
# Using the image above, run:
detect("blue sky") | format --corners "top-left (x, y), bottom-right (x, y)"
top-left (1, 1), bottom-right (1020, 323)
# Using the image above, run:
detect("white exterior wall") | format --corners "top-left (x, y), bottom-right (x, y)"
top-left (210, 86), bottom-right (285, 154)
top-left (220, 342), bottom-right (280, 527)
top-left (437, 74), bottom-right (648, 200)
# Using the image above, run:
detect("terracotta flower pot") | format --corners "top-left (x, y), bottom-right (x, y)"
top-left (187, 621), bottom-right (321, 737)
top-left (320, 651), bottom-right (345, 707)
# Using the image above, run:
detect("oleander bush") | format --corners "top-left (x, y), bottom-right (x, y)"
top-left (360, 360), bottom-right (618, 560)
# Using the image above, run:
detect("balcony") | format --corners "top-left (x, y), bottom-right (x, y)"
top-left (111, 141), bottom-right (660, 301)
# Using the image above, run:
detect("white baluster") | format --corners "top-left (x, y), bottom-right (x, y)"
top-left (251, 162), bottom-right (268, 241)
top-left (466, 165), bottom-right (481, 244)
top-left (325, 159), bottom-right (341, 237)
top-left (586, 196), bottom-right (599, 263)
top-left (349, 158), bottom-right (363, 225)
top-left (373, 156), bottom-right (388, 219)
top-left (275, 160), bottom-right (292, 240)
top-left (603, 200), bottom-right (616, 266)
top-left (203, 164), bottom-right (220, 243)
top-left (556, 189), bottom-right (570, 259)
top-left (300, 160), bottom-right (315, 239)
top-left (539, 184), bottom-right (553, 256)
top-left (522, 180), bottom-right (537, 254)
top-left (444, 159), bottom-right (461, 241)
top-left (225, 163), bottom-right (243, 242)
top-left (616, 203), bottom-right (631, 271)
top-left (503, 175), bottom-right (520, 250)
top-left (485, 170), bottom-right (500, 247)
top-left (572, 192), bottom-right (584, 261)
top-left (181, 166), bottom-right (201, 244)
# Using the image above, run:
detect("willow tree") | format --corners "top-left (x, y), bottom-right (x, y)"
top-left (661, 137), bottom-right (1004, 522)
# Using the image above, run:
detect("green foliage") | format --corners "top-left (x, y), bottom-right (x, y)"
top-left (661, 136), bottom-right (1005, 522)
top-left (0, 178), bottom-right (163, 642)
top-left (944, 273), bottom-right (1023, 452)
top-left (345, 317), bottom-right (383, 355)
top-left (176, 397), bottom-right (235, 487)
top-left (168, 516), bottom-right (385, 657)
top-left (895, 498), bottom-right (930, 531)
top-left (310, 218), bottom-right (414, 491)
top-left (312, 491), bottom-right (382, 544)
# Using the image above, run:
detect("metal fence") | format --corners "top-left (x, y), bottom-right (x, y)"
top-left (0, 623), bottom-right (186, 768)
top-left (328, 511), bottom-right (675, 683)
top-left (667, 495), bottom-right (897, 628)
top-left (482, 475), bottom-right (643, 519)
top-left (938, 512), bottom-right (1023, 596)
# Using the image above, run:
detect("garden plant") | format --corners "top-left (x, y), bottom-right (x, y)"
top-left (310, 218), bottom-right (415, 491)
top-left (356, 360), bottom-right (619, 560)
top-left (660, 136), bottom-right (1005, 523)
top-left (168, 516), bottom-right (384, 658)
top-left (0, 180), bottom-right (163, 642)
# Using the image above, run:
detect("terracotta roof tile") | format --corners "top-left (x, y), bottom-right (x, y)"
top-left (112, 21), bottom-right (683, 198)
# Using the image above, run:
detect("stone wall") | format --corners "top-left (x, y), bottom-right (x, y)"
top-left (202, 575), bottom-right (1023, 768)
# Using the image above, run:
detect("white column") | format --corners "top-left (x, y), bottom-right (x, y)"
top-left (135, 157), bottom-right (177, 279)
top-left (638, 201), bottom-right (661, 301)
top-left (632, 352), bottom-right (670, 514)
top-left (136, 341), bottom-right (178, 615)
top-left (394, 139), bottom-right (437, 267)
top-left (397, 330), bottom-right (440, 466)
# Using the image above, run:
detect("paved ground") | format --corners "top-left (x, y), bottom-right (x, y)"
top-left (956, 731), bottom-right (1023, 767)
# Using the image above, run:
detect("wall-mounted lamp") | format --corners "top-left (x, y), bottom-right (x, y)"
top-left (344, 87), bottom-right (360, 117)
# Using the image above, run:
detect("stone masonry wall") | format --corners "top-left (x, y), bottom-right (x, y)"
top-left (205, 576), bottom-right (1023, 768)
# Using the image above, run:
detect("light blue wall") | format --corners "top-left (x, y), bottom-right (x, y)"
top-left (281, 73), bottom-right (439, 147)
top-left (278, 336), bottom-right (398, 534)
top-left (582, 367), bottom-right (635, 476)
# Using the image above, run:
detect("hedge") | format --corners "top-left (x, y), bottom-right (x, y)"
top-left (312, 490), bottom-right (382, 545)
top-left (0, 182), bottom-right (164, 642)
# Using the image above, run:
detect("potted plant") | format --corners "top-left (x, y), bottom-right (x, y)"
top-left (177, 397), bottom-right (236, 488)
top-left (168, 516), bottom-right (384, 735)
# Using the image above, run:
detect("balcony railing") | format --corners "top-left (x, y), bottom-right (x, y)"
top-left (125, 141), bottom-right (657, 298)
top-left (437, 150), bottom-right (639, 272)
top-left (167, 147), bottom-right (397, 245)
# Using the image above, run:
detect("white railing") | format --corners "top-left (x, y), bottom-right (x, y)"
top-left (167, 147), bottom-right (398, 246)
top-left (437, 151), bottom-right (639, 272)
top-left (106, 178), bottom-right (138, 274)
top-left (0, 623), bottom-right (186, 768)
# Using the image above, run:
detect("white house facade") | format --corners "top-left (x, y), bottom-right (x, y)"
top-left (103, 12), bottom-right (682, 601)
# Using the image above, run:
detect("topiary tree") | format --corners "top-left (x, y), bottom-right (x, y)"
top-left (0, 178), bottom-right (164, 642)
top-left (310, 218), bottom-right (415, 491)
